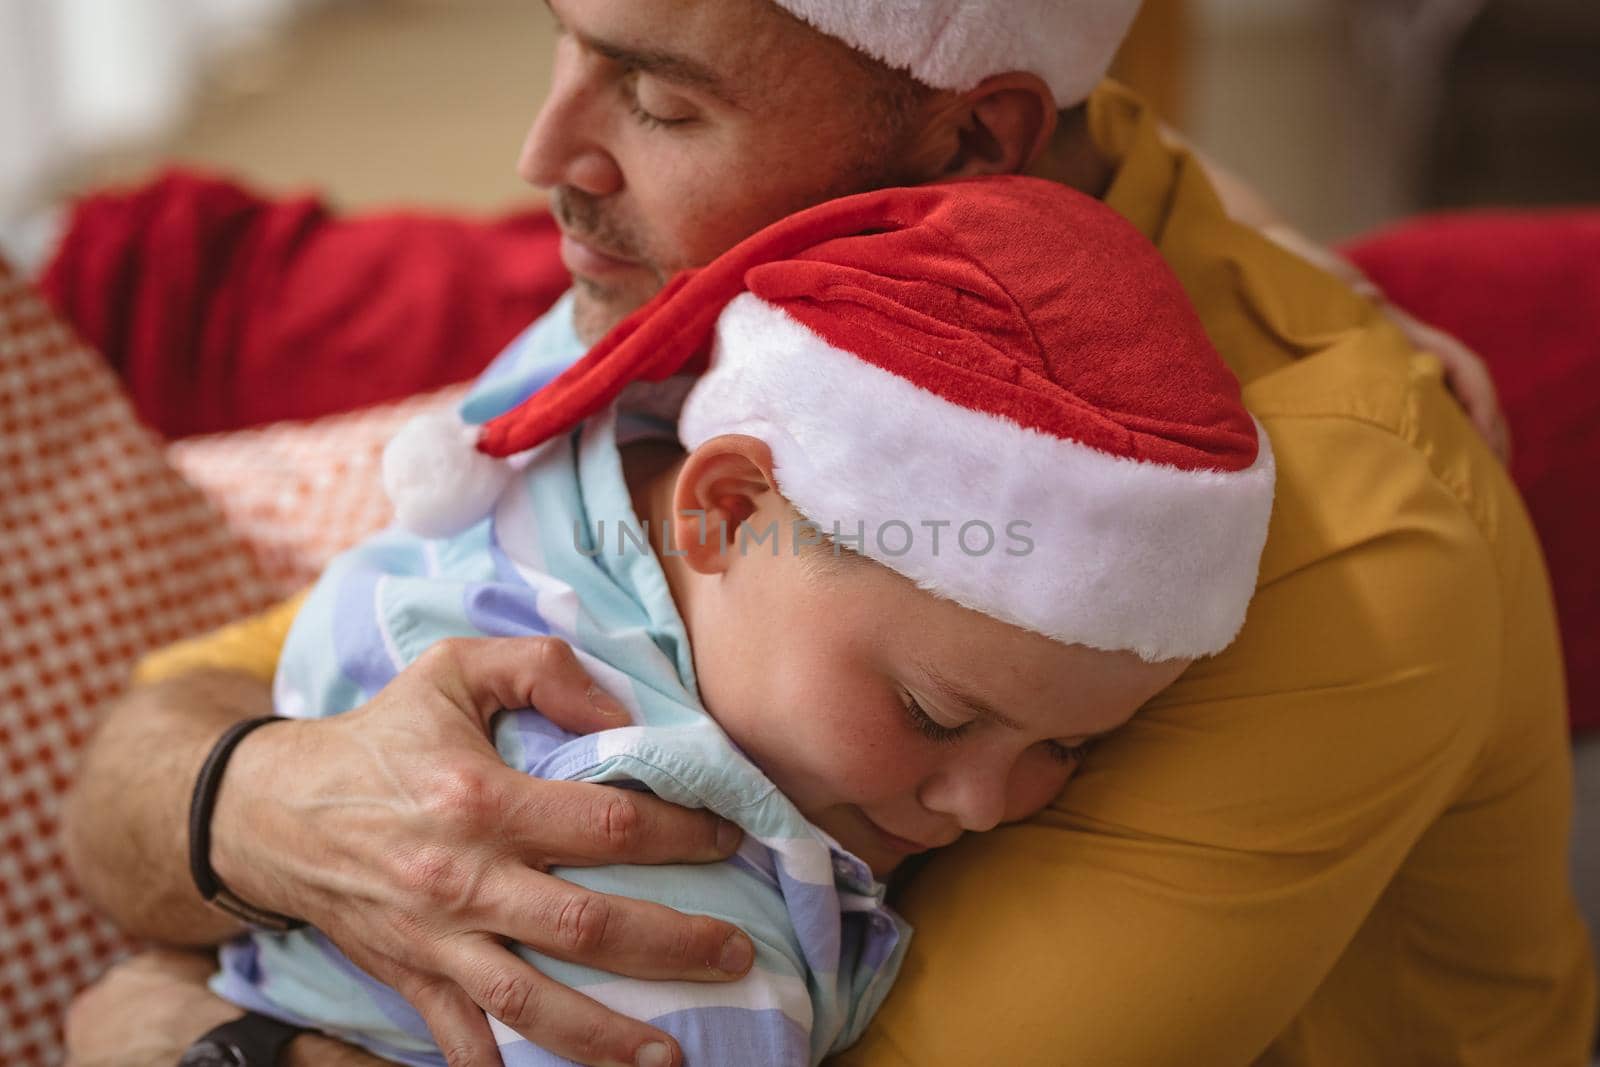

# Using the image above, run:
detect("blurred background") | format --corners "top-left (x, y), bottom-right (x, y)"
top-left (1, 0), bottom-right (1597, 261)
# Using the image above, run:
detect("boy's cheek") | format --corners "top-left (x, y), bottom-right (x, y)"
top-left (1003, 761), bottom-right (1078, 823)
top-left (762, 730), bottom-right (908, 813)
top-left (818, 739), bottom-right (933, 807)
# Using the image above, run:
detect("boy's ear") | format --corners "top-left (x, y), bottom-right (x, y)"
top-left (900, 72), bottom-right (1059, 182)
top-left (671, 435), bottom-right (779, 576)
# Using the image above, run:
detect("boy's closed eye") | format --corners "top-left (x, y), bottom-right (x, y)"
top-left (901, 691), bottom-right (1097, 766)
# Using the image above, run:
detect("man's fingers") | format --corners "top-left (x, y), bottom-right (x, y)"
top-left (452, 942), bottom-right (684, 1067)
top-left (1444, 353), bottom-right (1512, 464)
top-left (1396, 311), bottom-right (1511, 465)
top-left (406, 976), bottom-right (502, 1067)
top-left (495, 774), bottom-right (742, 866)
top-left (492, 871), bottom-right (755, 981)
top-left (425, 636), bottom-right (633, 733)
top-left (1493, 418), bottom-right (1512, 465)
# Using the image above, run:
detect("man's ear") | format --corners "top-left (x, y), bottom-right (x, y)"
top-left (901, 73), bottom-right (1059, 182)
top-left (670, 435), bottom-right (779, 576)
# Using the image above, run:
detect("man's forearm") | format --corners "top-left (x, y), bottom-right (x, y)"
top-left (63, 669), bottom-right (272, 944)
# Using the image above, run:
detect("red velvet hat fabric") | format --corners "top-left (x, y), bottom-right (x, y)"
top-left (477, 177), bottom-right (1258, 475)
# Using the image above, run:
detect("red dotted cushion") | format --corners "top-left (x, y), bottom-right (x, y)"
top-left (0, 258), bottom-right (277, 1066)
top-left (167, 383), bottom-right (468, 596)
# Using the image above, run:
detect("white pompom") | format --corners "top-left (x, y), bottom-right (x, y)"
top-left (382, 411), bottom-right (513, 539)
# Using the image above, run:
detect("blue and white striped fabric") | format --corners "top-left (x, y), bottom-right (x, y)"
top-left (210, 295), bottom-right (911, 1066)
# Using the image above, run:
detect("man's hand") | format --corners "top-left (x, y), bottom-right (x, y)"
top-left (64, 635), bottom-right (752, 1067)
top-left (203, 635), bottom-right (751, 1067)
top-left (1377, 299), bottom-right (1511, 463)
top-left (63, 950), bottom-right (386, 1067)
top-left (1257, 222), bottom-right (1511, 463)
top-left (63, 951), bottom-right (236, 1067)
top-left (1159, 125), bottom-right (1513, 465)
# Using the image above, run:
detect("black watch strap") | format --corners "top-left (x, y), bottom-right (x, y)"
top-left (178, 1011), bottom-right (307, 1066)
top-left (188, 716), bottom-right (305, 933)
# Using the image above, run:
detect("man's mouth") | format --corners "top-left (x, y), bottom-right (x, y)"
top-left (559, 229), bottom-right (642, 281)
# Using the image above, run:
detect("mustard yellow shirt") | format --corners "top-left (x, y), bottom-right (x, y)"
top-left (139, 84), bottom-right (1597, 1066)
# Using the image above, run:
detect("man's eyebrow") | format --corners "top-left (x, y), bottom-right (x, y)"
top-left (916, 659), bottom-right (1028, 732)
top-left (542, 2), bottom-right (741, 105)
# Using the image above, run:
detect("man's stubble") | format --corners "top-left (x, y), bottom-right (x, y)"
top-left (560, 60), bottom-right (935, 344)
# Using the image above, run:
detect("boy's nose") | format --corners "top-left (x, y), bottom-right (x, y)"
top-left (917, 765), bottom-right (1008, 834)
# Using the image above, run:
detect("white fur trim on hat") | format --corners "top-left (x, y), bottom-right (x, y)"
top-left (772, 0), bottom-right (1143, 107)
top-left (383, 411), bottom-right (514, 539)
top-left (678, 295), bottom-right (1276, 662)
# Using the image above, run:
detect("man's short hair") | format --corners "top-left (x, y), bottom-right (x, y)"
top-left (852, 52), bottom-right (938, 145)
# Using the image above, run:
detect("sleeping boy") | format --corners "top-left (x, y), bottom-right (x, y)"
top-left (207, 176), bottom-right (1275, 1065)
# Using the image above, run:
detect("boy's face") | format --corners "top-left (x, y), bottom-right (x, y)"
top-left (683, 516), bottom-right (1190, 876)
top-left (520, 0), bottom-right (924, 343)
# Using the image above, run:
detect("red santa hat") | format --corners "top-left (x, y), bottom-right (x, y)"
top-left (384, 177), bottom-right (1275, 662)
top-left (773, 0), bottom-right (1142, 107)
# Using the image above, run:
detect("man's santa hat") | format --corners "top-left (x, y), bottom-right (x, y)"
top-left (384, 178), bottom-right (1275, 662)
top-left (774, 0), bottom-right (1142, 107)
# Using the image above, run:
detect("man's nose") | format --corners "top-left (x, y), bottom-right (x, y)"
top-left (516, 46), bottom-right (624, 197)
top-left (917, 761), bottom-right (1008, 835)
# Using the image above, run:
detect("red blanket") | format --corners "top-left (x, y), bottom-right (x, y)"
top-left (41, 170), bottom-right (571, 437)
top-left (38, 173), bottom-right (1600, 733)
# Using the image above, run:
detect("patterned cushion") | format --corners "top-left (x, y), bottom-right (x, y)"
top-left (167, 385), bottom-right (468, 596)
top-left (0, 258), bottom-right (277, 1065)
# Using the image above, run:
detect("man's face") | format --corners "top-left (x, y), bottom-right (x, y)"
top-left (522, 0), bottom-right (921, 342)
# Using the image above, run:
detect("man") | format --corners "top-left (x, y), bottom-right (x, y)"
top-left (62, 1), bottom-right (1594, 1065)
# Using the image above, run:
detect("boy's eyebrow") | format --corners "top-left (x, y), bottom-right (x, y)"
top-left (541, 0), bottom-right (743, 106)
top-left (917, 659), bottom-right (1027, 732)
